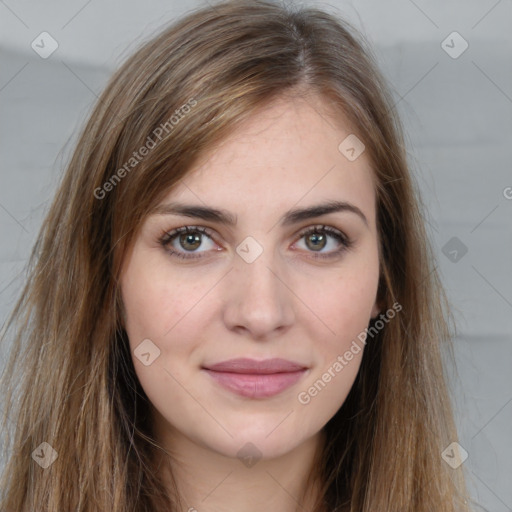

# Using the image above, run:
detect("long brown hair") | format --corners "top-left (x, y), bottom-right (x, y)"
top-left (0, 1), bottom-right (472, 510)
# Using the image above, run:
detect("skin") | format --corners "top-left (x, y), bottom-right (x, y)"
top-left (120, 93), bottom-right (381, 512)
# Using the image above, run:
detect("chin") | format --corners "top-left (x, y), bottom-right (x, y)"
top-left (203, 425), bottom-right (310, 461)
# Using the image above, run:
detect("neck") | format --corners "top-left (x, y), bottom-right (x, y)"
top-left (152, 418), bottom-right (328, 512)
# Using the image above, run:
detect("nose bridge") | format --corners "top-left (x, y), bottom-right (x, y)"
top-left (222, 238), bottom-right (294, 337)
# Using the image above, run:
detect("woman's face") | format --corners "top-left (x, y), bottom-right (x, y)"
top-left (120, 94), bottom-right (381, 460)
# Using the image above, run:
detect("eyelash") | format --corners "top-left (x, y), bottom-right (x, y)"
top-left (158, 224), bottom-right (353, 261)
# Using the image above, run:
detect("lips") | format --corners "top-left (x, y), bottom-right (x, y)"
top-left (204, 357), bottom-right (307, 374)
top-left (202, 358), bottom-right (308, 398)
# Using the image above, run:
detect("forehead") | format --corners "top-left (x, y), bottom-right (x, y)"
top-left (164, 94), bottom-right (376, 226)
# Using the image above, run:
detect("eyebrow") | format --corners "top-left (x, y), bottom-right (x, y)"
top-left (151, 200), bottom-right (368, 228)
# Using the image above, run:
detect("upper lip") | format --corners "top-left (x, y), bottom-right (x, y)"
top-left (203, 358), bottom-right (307, 374)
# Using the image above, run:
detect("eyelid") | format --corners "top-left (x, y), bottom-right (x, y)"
top-left (157, 224), bottom-right (225, 252)
top-left (295, 224), bottom-right (349, 243)
top-left (159, 225), bottom-right (217, 245)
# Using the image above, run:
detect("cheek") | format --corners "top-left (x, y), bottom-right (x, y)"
top-left (121, 250), bottom-right (203, 344)
top-left (121, 270), bottom-right (169, 343)
top-left (306, 276), bottom-right (374, 380)
top-left (307, 257), bottom-right (379, 349)
top-left (294, 252), bottom-right (379, 416)
top-left (294, 295), bottom-right (373, 430)
top-left (120, 250), bottom-right (218, 409)
top-left (120, 253), bottom-right (206, 422)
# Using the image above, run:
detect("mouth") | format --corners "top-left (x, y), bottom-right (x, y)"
top-left (201, 358), bottom-right (309, 399)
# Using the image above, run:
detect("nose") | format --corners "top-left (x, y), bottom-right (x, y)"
top-left (222, 246), bottom-right (295, 340)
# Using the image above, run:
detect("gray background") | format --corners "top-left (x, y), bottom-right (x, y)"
top-left (1, 1), bottom-right (511, 510)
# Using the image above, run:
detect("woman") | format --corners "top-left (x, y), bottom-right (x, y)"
top-left (0, 0), bottom-right (473, 510)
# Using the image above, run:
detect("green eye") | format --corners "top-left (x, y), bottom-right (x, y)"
top-left (159, 224), bottom-right (352, 261)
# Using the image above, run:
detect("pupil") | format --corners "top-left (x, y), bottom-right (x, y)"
top-left (307, 233), bottom-right (325, 251)
top-left (181, 233), bottom-right (201, 250)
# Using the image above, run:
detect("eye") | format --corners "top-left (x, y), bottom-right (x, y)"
top-left (293, 224), bottom-right (353, 260)
top-left (159, 226), bottom-right (220, 260)
top-left (158, 224), bottom-right (353, 260)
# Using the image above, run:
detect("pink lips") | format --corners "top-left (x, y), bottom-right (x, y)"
top-left (202, 358), bottom-right (308, 399)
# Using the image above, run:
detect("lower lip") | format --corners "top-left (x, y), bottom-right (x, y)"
top-left (203, 369), bottom-right (307, 398)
